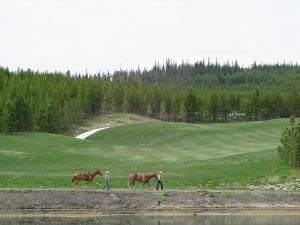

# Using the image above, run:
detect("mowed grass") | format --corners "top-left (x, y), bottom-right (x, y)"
top-left (0, 119), bottom-right (298, 189)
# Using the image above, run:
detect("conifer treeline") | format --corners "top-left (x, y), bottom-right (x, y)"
top-left (113, 59), bottom-right (300, 91)
top-left (0, 61), bottom-right (300, 133)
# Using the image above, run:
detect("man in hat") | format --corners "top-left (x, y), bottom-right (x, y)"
top-left (103, 171), bottom-right (110, 190)
top-left (156, 171), bottom-right (163, 190)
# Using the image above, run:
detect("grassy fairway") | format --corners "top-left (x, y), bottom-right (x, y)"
top-left (0, 119), bottom-right (298, 189)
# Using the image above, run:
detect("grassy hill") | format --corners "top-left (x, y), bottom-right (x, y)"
top-left (0, 119), bottom-right (299, 189)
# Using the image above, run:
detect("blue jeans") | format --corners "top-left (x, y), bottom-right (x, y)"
top-left (157, 181), bottom-right (163, 190)
top-left (103, 181), bottom-right (110, 190)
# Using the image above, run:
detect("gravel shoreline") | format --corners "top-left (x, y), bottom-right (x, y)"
top-left (0, 189), bottom-right (300, 216)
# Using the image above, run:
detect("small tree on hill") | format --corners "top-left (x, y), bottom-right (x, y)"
top-left (277, 117), bottom-right (300, 168)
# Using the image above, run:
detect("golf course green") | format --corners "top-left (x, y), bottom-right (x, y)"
top-left (0, 118), bottom-right (298, 189)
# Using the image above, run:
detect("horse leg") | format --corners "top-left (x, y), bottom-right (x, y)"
top-left (129, 180), bottom-right (133, 188)
top-left (88, 178), bottom-right (93, 187)
top-left (146, 181), bottom-right (151, 188)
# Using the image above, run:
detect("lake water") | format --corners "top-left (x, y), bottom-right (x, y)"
top-left (1, 214), bottom-right (300, 225)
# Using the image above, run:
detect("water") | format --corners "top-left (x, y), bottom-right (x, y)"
top-left (1, 214), bottom-right (300, 225)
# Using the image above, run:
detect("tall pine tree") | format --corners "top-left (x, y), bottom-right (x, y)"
top-left (184, 87), bottom-right (197, 123)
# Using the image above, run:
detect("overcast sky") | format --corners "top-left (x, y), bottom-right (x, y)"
top-left (0, 0), bottom-right (299, 74)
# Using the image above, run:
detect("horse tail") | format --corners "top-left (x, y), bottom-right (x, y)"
top-left (72, 175), bottom-right (76, 183)
top-left (128, 174), bottom-right (132, 187)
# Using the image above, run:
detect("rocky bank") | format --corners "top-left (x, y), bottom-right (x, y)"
top-left (0, 189), bottom-right (299, 215)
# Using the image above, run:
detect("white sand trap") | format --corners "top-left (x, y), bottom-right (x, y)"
top-left (75, 127), bottom-right (112, 139)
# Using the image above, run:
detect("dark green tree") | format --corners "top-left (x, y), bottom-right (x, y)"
top-left (290, 115), bottom-right (295, 125)
top-left (2, 96), bottom-right (32, 133)
top-left (122, 89), bottom-right (129, 114)
top-left (278, 120), bottom-right (300, 168)
top-left (184, 87), bottom-right (197, 123)
top-left (146, 102), bottom-right (152, 118)
top-left (249, 89), bottom-right (260, 121)
top-left (209, 93), bottom-right (219, 121)
top-left (219, 94), bottom-right (229, 121)
top-left (37, 101), bottom-right (59, 133)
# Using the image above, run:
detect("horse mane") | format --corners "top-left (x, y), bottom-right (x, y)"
top-left (143, 172), bottom-right (156, 176)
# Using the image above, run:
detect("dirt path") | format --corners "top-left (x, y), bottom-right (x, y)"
top-left (75, 127), bottom-right (112, 139)
top-left (72, 114), bottom-right (158, 137)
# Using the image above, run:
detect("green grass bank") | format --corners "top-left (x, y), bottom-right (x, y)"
top-left (0, 118), bottom-right (299, 189)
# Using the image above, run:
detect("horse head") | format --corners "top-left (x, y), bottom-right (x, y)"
top-left (96, 169), bottom-right (103, 176)
top-left (152, 172), bottom-right (158, 180)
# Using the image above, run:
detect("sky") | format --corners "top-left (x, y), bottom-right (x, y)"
top-left (0, 0), bottom-right (299, 74)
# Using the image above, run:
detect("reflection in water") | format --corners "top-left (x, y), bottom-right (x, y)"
top-left (1, 215), bottom-right (300, 225)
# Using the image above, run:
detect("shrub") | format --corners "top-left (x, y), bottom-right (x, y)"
top-left (278, 118), bottom-right (300, 168)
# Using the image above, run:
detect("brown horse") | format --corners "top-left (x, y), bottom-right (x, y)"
top-left (72, 169), bottom-right (103, 185)
top-left (128, 172), bottom-right (158, 188)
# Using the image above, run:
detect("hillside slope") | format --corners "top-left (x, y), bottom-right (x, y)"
top-left (0, 119), bottom-right (298, 189)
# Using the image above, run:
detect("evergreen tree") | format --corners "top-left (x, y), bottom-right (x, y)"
top-left (0, 62), bottom-right (300, 133)
top-left (101, 94), bottom-right (109, 116)
top-left (160, 101), bottom-right (167, 121)
top-left (146, 103), bottom-right (152, 118)
top-left (14, 96), bottom-right (33, 132)
top-left (184, 87), bottom-right (197, 123)
top-left (209, 93), bottom-right (219, 121)
top-left (37, 101), bottom-right (58, 133)
top-left (2, 96), bottom-right (32, 133)
top-left (287, 89), bottom-right (300, 116)
top-left (90, 83), bottom-right (102, 114)
top-left (60, 101), bottom-right (72, 131)
top-left (195, 94), bottom-right (203, 122)
top-left (243, 99), bottom-right (253, 121)
top-left (0, 98), bottom-right (3, 132)
top-left (110, 97), bottom-right (116, 120)
top-left (290, 115), bottom-right (295, 125)
top-left (278, 120), bottom-right (300, 168)
top-left (122, 90), bottom-right (129, 114)
top-left (179, 102), bottom-right (185, 122)
top-left (171, 94), bottom-right (181, 121)
top-left (249, 89), bottom-right (261, 121)
top-left (2, 101), bottom-right (15, 133)
top-left (219, 94), bottom-right (229, 121)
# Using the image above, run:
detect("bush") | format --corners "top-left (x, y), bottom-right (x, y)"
top-left (278, 118), bottom-right (300, 168)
